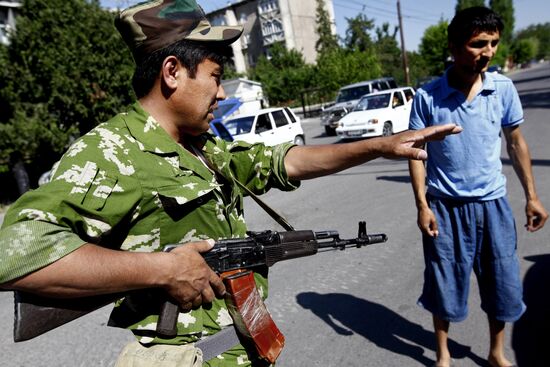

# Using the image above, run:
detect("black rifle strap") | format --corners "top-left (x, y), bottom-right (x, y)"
top-left (191, 144), bottom-right (295, 231)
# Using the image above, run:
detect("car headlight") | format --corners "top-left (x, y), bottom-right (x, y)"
top-left (368, 118), bottom-right (379, 124)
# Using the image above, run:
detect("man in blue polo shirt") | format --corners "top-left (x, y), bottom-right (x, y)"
top-left (408, 7), bottom-right (547, 367)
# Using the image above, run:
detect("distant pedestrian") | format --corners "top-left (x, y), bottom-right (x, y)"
top-left (408, 6), bottom-right (548, 367)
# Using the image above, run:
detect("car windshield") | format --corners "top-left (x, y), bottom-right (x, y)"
top-left (224, 116), bottom-right (255, 136)
top-left (353, 93), bottom-right (391, 111)
top-left (213, 100), bottom-right (240, 119)
top-left (335, 85), bottom-right (372, 103)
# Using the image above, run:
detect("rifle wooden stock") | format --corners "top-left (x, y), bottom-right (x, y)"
top-left (13, 291), bottom-right (122, 342)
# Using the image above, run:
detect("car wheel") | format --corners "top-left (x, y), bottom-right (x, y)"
top-left (324, 126), bottom-right (336, 136)
top-left (382, 122), bottom-right (393, 137)
top-left (294, 135), bottom-right (305, 145)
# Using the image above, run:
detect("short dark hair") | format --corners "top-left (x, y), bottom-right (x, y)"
top-left (448, 7), bottom-right (504, 46)
top-left (132, 40), bottom-right (233, 98)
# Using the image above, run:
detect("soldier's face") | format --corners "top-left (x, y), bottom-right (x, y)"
top-left (451, 31), bottom-right (500, 74)
top-left (175, 58), bottom-right (226, 136)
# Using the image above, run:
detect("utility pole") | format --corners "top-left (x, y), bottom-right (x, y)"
top-left (396, 0), bottom-right (410, 85)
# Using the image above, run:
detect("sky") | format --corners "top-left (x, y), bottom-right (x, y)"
top-left (101, 0), bottom-right (549, 52)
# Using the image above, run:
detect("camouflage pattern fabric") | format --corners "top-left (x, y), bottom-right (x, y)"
top-left (115, 0), bottom-right (243, 61)
top-left (0, 102), bottom-right (298, 366)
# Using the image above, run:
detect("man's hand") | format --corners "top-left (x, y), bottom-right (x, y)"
top-left (163, 239), bottom-right (225, 311)
top-left (525, 198), bottom-right (548, 232)
top-left (380, 124), bottom-right (463, 160)
top-left (418, 206), bottom-right (439, 237)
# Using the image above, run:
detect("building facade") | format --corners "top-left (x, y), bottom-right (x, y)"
top-left (207, 0), bottom-right (336, 74)
top-left (0, 0), bottom-right (21, 45)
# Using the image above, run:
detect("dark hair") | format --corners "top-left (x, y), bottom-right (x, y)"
top-left (448, 7), bottom-right (504, 46)
top-left (132, 40), bottom-right (233, 98)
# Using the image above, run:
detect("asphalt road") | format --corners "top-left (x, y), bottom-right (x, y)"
top-left (1, 62), bottom-right (549, 366)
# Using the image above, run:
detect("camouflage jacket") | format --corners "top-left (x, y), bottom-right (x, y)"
top-left (0, 102), bottom-right (298, 364)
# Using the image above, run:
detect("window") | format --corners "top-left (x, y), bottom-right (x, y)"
top-left (392, 92), bottom-right (404, 108)
top-left (284, 107), bottom-right (297, 123)
top-left (271, 110), bottom-right (288, 128)
top-left (403, 88), bottom-right (414, 102)
top-left (255, 113), bottom-right (272, 133)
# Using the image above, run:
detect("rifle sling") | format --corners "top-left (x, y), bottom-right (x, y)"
top-left (192, 144), bottom-right (295, 231)
top-left (195, 326), bottom-right (240, 362)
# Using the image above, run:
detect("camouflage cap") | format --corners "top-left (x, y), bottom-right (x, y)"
top-left (115, 0), bottom-right (243, 60)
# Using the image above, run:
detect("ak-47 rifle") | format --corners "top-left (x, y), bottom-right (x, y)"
top-left (13, 221), bottom-right (387, 363)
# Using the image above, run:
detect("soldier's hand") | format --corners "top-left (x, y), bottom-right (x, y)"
top-left (163, 239), bottom-right (225, 310)
top-left (380, 124), bottom-right (462, 160)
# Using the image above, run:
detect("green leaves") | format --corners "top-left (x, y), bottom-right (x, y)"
top-left (0, 0), bottom-right (135, 183)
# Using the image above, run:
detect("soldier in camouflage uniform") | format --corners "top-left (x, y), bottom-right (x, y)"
top-left (0, 1), bottom-right (462, 366)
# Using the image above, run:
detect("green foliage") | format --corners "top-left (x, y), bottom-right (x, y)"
top-left (407, 51), bottom-right (431, 86)
top-left (491, 42), bottom-right (509, 68)
top-left (489, 0), bottom-right (514, 45)
top-left (249, 43), bottom-right (314, 106)
top-left (314, 0), bottom-right (339, 53)
top-left (512, 38), bottom-right (538, 64)
top-left (374, 23), bottom-right (402, 84)
top-left (419, 20), bottom-right (450, 76)
top-left (515, 23), bottom-right (550, 59)
top-left (344, 14), bottom-right (375, 52)
top-left (0, 0), bottom-right (134, 176)
top-left (314, 48), bottom-right (381, 95)
top-left (455, 0), bottom-right (486, 13)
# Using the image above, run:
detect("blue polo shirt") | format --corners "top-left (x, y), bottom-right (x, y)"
top-left (409, 70), bottom-right (523, 200)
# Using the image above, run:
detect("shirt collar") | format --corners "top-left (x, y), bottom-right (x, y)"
top-left (441, 69), bottom-right (497, 99)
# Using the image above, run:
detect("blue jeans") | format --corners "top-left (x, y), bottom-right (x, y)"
top-left (418, 196), bottom-right (526, 322)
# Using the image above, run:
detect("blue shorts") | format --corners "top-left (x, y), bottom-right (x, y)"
top-left (418, 196), bottom-right (526, 322)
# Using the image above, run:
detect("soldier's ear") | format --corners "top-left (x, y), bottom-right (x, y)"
top-left (160, 56), bottom-right (182, 90)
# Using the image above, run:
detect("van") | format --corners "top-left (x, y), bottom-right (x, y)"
top-left (321, 77), bottom-right (398, 135)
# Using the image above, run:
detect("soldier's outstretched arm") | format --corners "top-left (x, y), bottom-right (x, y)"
top-left (284, 124), bottom-right (462, 180)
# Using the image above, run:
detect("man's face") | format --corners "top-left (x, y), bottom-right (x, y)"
top-left (451, 31), bottom-right (500, 74)
top-left (175, 58), bottom-right (226, 136)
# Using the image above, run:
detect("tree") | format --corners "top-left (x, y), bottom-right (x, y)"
top-left (418, 20), bottom-right (450, 76)
top-left (344, 13), bottom-right (375, 52)
top-left (515, 23), bottom-right (550, 60)
top-left (250, 43), bottom-right (314, 106)
top-left (512, 38), bottom-right (538, 65)
top-left (314, 0), bottom-right (339, 53)
top-left (314, 47), bottom-right (381, 96)
top-left (455, 0), bottom-right (486, 13)
top-left (374, 23), bottom-right (402, 83)
top-left (0, 0), bottom-right (135, 195)
top-left (489, 0), bottom-right (514, 45)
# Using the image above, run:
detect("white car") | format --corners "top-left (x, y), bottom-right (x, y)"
top-left (223, 107), bottom-right (305, 146)
top-left (335, 87), bottom-right (415, 139)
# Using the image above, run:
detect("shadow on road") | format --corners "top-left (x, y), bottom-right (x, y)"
top-left (296, 292), bottom-right (486, 366)
top-left (501, 158), bottom-right (550, 167)
top-left (376, 174), bottom-right (411, 183)
top-left (518, 91), bottom-right (550, 109)
top-left (512, 254), bottom-right (550, 367)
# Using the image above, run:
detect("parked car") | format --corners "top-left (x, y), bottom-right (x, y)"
top-left (335, 87), bottom-right (415, 140)
top-left (223, 107), bottom-right (305, 146)
top-left (321, 77), bottom-right (398, 136)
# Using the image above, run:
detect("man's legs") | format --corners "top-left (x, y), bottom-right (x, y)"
top-left (433, 315), bottom-right (452, 367)
top-left (487, 318), bottom-right (513, 367)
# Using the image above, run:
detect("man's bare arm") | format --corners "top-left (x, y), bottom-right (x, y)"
top-left (503, 125), bottom-right (548, 231)
top-left (409, 157), bottom-right (439, 237)
top-left (284, 124), bottom-right (462, 180)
